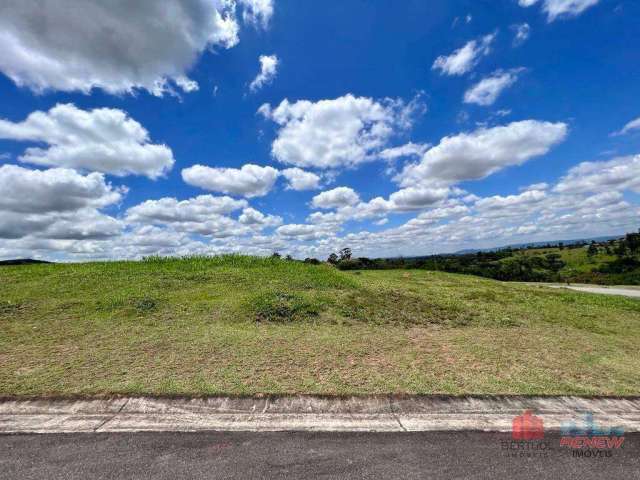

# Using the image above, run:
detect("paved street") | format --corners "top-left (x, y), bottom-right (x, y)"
top-left (2, 431), bottom-right (638, 479)
top-left (559, 285), bottom-right (640, 298)
top-left (522, 283), bottom-right (640, 299)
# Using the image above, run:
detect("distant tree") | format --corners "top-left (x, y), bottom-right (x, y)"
top-left (498, 257), bottom-right (532, 281)
top-left (544, 253), bottom-right (565, 272)
top-left (339, 247), bottom-right (352, 261)
top-left (271, 252), bottom-right (281, 259)
top-left (560, 267), bottom-right (578, 285)
top-left (304, 257), bottom-right (321, 265)
top-left (625, 231), bottom-right (640, 255)
top-left (614, 241), bottom-right (629, 258)
top-left (327, 253), bottom-right (339, 264)
top-left (558, 242), bottom-right (564, 250)
top-left (587, 242), bottom-right (598, 257)
top-left (285, 255), bottom-right (293, 261)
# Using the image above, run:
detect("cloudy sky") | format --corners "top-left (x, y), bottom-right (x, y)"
top-left (0, 0), bottom-right (639, 261)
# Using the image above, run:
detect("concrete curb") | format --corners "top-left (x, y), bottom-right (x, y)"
top-left (1, 396), bottom-right (639, 434)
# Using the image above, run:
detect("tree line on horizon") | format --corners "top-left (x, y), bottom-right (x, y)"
top-left (284, 229), bottom-right (640, 285)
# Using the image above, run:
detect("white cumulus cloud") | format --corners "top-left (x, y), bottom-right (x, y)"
top-left (276, 224), bottom-right (331, 240)
top-left (519, 0), bottom-right (600, 22)
top-left (464, 69), bottom-right (524, 106)
top-left (249, 54), bottom-right (279, 92)
top-left (281, 168), bottom-right (321, 190)
top-left (475, 189), bottom-right (547, 212)
top-left (397, 120), bottom-right (568, 188)
top-left (554, 154), bottom-right (640, 194)
top-left (0, 165), bottom-right (124, 240)
top-left (238, 0), bottom-right (274, 28)
top-left (0, 104), bottom-right (174, 179)
top-left (259, 94), bottom-right (424, 169)
top-left (611, 117), bottom-right (640, 137)
top-left (238, 207), bottom-right (282, 227)
top-left (126, 195), bottom-right (258, 238)
top-left (379, 142), bottom-right (431, 160)
top-left (511, 23), bottom-right (531, 46)
top-left (0, 0), bottom-right (272, 95)
top-left (126, 195), bottom-right (247, 223)
top-left (312, 187), bottom-right (361, 209)
top-left (388, 187), bottom-right (451, 211)
top-left (432, 33), bottom-right (496, 76)
top-left (182, 163), bottom-right (280, 198)
top-left (0, 164), bottom-right (124, 214)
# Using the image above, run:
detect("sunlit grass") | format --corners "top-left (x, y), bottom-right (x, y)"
top-left (1, 256), bottom-right (639, 397)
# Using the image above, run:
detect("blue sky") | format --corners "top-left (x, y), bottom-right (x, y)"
top-left (0, 0), bottom-right (639, 260)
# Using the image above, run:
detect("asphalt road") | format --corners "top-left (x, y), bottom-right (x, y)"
top-left (561, 285), bottom-right (640, 298)
top-left (525, 282), bottom-right (640, 299)
top-left (2, 432), bottom-right (638, 479)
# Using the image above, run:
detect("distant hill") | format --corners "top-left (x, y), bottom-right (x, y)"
top-left (0, 259), bottom-right (52, 266)
top-left (453, 235), bottom-right (622, 255)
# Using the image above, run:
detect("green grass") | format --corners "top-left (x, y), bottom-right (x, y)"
top-left (1, 255), bottom-right (639, 397)
top-left (519, 246), bottom-right (640, 284)
top-left (521, 246), bottom-right (616, 273)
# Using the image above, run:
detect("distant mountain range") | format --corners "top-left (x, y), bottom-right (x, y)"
top-left (0, 259), bottom-right (52, 266)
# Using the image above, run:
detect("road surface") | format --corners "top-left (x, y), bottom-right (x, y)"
top-left (524, 283), bottom-right (640, 299)
top-left (559, 285), bottom-right (640, 298)
top-left (2, 431), bottom-right (638, 479)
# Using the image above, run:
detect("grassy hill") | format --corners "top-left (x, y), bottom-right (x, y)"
top-left (521, 245), bottom-right (615, 273)
top-left (518, 242), bottom-right (640, 284)
top-left (1, 255), bottom-right (639, 397)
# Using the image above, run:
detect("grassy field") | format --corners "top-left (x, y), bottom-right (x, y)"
top-left (1, 255), bottom-right (639, 397)
top-left (519, 245), bottom-right (639, 284)
top-left (521, 246), bottom-right (617, 273)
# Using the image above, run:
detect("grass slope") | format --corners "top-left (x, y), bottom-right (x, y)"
top-left (1, 255), bottom-right (639, 397)
top-left (521, 246), bottom-right (615, 273)
top-left (520, 245), bottom-right (640, 284)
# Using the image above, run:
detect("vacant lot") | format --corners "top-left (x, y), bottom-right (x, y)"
top-left (1, 256), bottom-right (639, 397)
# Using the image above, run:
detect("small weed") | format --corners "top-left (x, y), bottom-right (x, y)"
top-left (94, 297), bottom-right (127, 312)
top-left (250, 291), bottom-right (321, 322)
top-left (464, 290), bottom-right (499, 302)
top-left (494, 316), bottom-right (521, 327)
top-left (132, 297), bottom-right (158, 313)
top-left (94, 296), bottom-right (158, 314)
top-left (0, 300), bottom-right (23, 315)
